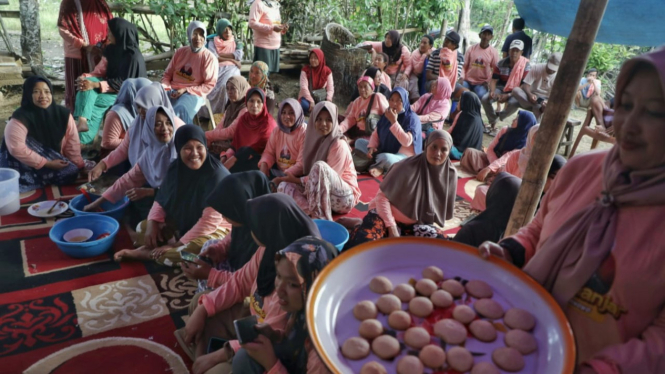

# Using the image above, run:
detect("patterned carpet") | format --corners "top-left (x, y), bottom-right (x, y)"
top-left (0, 167), bottom-right (481, 373)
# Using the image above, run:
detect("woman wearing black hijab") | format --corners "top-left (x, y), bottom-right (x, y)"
top-left (449, 91), bottom-right (484, 159)
top-left (73, 17), bottom-right (147, 145)
top-left (181, 194), bottom-right (320, 367)
top-left (181, 171), bottom-right (272, 291)
top-left (114, 125), bottom-right (231, 266)
top-left (1, 76), bottom-right (85, 192)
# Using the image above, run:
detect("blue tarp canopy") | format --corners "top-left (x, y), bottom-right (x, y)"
top-left (514, 0), bottom-right (665, 47)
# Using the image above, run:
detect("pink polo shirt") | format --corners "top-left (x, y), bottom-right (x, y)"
top-left (248, 0), bottom-right (282, 50)
top-left (463, 43), bottom-right (499, 85)
top-left (161, 46), bottom-right (218, 97)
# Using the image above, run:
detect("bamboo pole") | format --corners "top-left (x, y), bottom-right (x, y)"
top-left (504, 0), bottom-right (609, 236)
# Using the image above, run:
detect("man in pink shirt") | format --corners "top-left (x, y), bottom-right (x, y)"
top-left (249, 0), bottom-right (287, 74)
top-left (462, 24), bottom-right (499, 102)
top-left (406, 35), bottom-right (434, 102)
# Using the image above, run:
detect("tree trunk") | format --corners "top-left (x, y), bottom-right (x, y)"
top-left (458, 0), bottom-right (472, 54)
top-left (505, 0), bottom-right (609, 236)
top-left (440, 16), bottom-right (448, 41)
top-left (19, 0), bottom-right (42, 66)
top-left (494, 0), bottom-right (513, 49)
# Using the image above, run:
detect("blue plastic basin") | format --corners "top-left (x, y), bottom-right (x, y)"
top-left (49, 214), bottom-right (120, 258)
top-left (313, 219), bottom-right (349, 251)
top-left (69, 193), bottom-right (129, 222)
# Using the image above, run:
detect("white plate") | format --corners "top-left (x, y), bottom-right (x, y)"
top-left (28, 200), bottom-right (69, 218)
top-left (306, 238), bottom-right (576, 374)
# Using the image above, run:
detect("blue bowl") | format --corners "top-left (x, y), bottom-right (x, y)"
top-left (49, 214), bottom-right (120, 258)
top-left (314, 219), bottom-right (349, 251)
top-left (69, 193), bottom-right (129, 222)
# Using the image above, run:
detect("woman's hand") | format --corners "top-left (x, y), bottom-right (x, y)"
top-left (384, 108), bottom-right (398, 124)
top-left (477, 167), bottom-right (491, 182)
top-left (223, 156), bottom-right (237, 170)
top-left (126, 188), bottom-right (154, 202)
top-left (170, 88), bottom-right (187, 99)
top-left (184, 304), bottom-right (208, 346)
top-left (151, 243), bottom-right (175, 260)
top-left (367, 147), bottom-right (377, 158)
top-left (88, 161), bottom-right (107, 182)
top-left (388, 226), bottom-right (400, 238)
top-left (83, 197), bottom-right (106, 212)
top-left (478, 241), bottom-right (513, 263)
top-left (272, 24), bottom-right (285, 33)
top-left (259, 162), bottom-right (271, 178)
top-left (144, 220), bottom-right (163, 249)
top-left (78, 79), bottom-right (99, 91)
top-left (44, 159), bottom-right (70, 170)
top-left (242, 334), bottom-right (278, 371)
top-left (180, 259), bottom-right (213, 281)
top-left (273, 174), bottom-right (300, 186)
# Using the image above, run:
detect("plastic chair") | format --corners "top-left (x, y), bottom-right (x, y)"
top-left (569, 107), bottom-right (615, 157)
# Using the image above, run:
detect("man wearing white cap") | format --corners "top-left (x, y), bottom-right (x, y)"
top-left (481, 39), bottom-right (531, 135)
top-left (500, 52), bottom-right (562, 121)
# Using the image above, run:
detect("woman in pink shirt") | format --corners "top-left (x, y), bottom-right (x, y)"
top-left (355, 87), bottom-right (423, 177)
top-left (276, 102), bottom-right (361, 221)
top-left (410, 76), bottom-right (452, 133)
top-left (345, 130), bottom-right (456, 249)
top-left (57, 0), bottom-right (113, 112)
top-left (180, 194), bottom-right (320, 372)
top-left (101, 77), bottom-right (152, 152)
top-left (340, 76), bottom-right (388, 143)
top-left (161, 21), bottom-right (218, 125)
top-left (204, 18), bottom-right (244, 117)
top-left (258, 98), bottom-right (307, 179)
top-left (361, 30), bottom-right (411, 85)
top-left (249, 0), bottom-right (286, 73)
top-left (83, 106), bottom-right (181, 221)
top-left (114, 125), bottom-right (230, 266)
top-left (206, 75), bottom-right (250, 154)
top-left (231, 237), bottom-right (336, 374)
top-left (479, 49), bottom-right (665, 374)
top-left (0, 76), bottom-right (84, 192)
top-left (298, 49), bottom-right (334, 114)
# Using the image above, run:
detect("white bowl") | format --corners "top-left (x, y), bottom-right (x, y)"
top-left (63, 228), bottom-right (93, 243)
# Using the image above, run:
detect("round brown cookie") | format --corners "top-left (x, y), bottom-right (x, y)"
top-left (419, 345), bottom-right (446, 369)
top-left (408, 296), bottom-right (434, 317)
top-left (441, 279), bottom-right (465, 297)
top-left (341, 337), bottom-right (370, 360)
top-left (359, 319), bottom-right (384, 340)
top-left (474, 298), bottom-right (504, 320)
top-left (422, 266), bottom-right (444, 282)
top-left (452, 304), bottom-right (477, 324)
top-left (492, 347), bottom-right (525, 372)
top-left (393, 283), bottom-right (416, 303)
top-left (433, 318), bottom-right (467, 345)
top-left (360, 362), bottom-right (387, 374)
top-left (396, 355), bottom-right (424, 374)
top-left (504, 329), bottom-right (538, 354)
top-left (371, 335), bottom-right (401, 360)
top-left (447, 347), bottom-right (474, 372)
top-left (430, 289), bottom-right (454, 308)
top-left (503, 308), bottom-right (536, 331)
top-left (404, 326), bottom-right (431, 349)
top-left (470, 362), bottom-right (501, 374)
top-left (376, 294), bottom-right (402, 314)
top-left (415, 278), bottom-right (438, 296)
top-left (388, 310), bottom-right (412, 330)
top-left (465, 279), bottom-right (494, 299)
top-left (369, 276), bottom-right (393, 294)
top-left (354, 300), bottom-right (378, 321)
top-left (469, 319), bottom-right (497, 342)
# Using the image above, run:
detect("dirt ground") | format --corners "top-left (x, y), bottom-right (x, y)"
top-left (0, 39), bottom-right (610, 155)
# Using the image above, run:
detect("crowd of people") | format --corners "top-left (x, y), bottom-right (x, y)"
top-left (1, 0), bottom-right (663, 373)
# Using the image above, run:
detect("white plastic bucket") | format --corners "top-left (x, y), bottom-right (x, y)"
top-left (0, 168), bottom-right (20, 215)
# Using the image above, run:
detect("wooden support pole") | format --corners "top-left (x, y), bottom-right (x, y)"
top-left (19, 0), bottom-right (41, 65)
top-left (505, 0), bottom-right (608, 237)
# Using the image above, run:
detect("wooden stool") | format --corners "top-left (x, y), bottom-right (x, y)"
top-left (557, 118), bottom-right (582, 157)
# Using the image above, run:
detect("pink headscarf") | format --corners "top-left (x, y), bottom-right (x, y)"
top-left (357, 76), bottom-right (375, 91)
top-left (523, 48), bottom-right (665, 307)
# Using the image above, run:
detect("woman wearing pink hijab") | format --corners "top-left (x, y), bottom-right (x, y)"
top-left (479, 49), bottom-right (665, 373)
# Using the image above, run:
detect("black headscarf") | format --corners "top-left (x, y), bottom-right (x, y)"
top-left (450, 91), bottom-right (484, 153)
top-left (103, 18), bottom-right (147, 92)
top-left (11, 76), bottom-right (70, 151)
top-left (206, 171), bottom-right (271, 270)
top-left (494, 111), bottom-right (537, 158)
top-left (156, 125), bottom-right (230, 234)
top-left (382, 30), bottom-right (403, 64)
top-left (454, 172), bottom-right (521, 247)
top-left (246, 194), bottom-right (320, 297)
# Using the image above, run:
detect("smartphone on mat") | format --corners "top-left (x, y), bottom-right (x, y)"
top-left (234, 315), bottom-right (258, 344)
top-left (207, 337), bottom-right (228, 354)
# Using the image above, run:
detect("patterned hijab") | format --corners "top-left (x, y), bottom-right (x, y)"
top-left (272, 237), bottom-right (337, 373)
top-left (250, 61), bottom-right (270, 90)
top-left (301, 101), bottom-right (344, 174)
